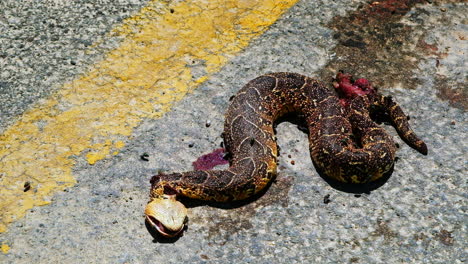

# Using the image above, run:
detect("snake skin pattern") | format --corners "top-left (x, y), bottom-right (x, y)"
top-left (149, 72), bottom-right (427, 202)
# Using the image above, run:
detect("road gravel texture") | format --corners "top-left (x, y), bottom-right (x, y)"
top-left (0, 0), bottom-right (149, 132)
top-left (0, 0), bottom-right (466, 263)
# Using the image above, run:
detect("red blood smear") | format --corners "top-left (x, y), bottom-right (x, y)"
top-left (335, 73), bottom-right (374, 100)
top-left (354, 78), bottom-right (370, 88)
top-left (192, 148), bottom-right (229, 171)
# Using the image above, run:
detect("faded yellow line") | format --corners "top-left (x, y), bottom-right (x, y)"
top-left (0, 0), bottom-right (299, 233)
top-left (1, 243), bottom-right (9, 254)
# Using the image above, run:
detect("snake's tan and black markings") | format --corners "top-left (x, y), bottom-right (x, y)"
top-left (145, 72), bottom-right (427, 237)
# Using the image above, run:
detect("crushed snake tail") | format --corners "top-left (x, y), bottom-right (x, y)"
top-left (149, 72), bottom-right (427, 202)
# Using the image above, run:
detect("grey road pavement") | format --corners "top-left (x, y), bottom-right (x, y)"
top-left (0, 0), bottom-right (466, 263)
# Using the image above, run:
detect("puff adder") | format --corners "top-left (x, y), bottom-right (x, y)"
top-left (145, 72), bottom-right (427, 237)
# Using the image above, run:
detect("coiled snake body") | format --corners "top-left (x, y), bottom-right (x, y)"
top-left (145, 72), bottom-right (427, 237)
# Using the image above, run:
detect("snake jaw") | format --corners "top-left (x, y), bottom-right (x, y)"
top-left (145, 195), bottom-right (188, 238)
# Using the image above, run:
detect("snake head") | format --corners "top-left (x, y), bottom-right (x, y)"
top-left (145, 195), bottom-right (188, 238)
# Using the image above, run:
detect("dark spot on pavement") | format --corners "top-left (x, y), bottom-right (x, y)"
top-left (201, 206), bottom-right (255, 242)
top-left (413, 232), bottom-right (429, 241)
top-left (140, 152), bottom-right (150, 161)
top-left (434, 74), bottom-right (468, 110)
top-left (200, 176), bottom-right (293, 241)
top-left (436, 229), bottom-right (454, 246)
top-left (255, 176), bottom-right (293, 208)
top-left (24, 181), bottom-right (31, 192)
top-left (371, 219), bottom-right (397, 242)
top-left (319, 0), bottom-right (429, 89)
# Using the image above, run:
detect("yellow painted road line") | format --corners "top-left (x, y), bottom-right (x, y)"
top-left (1, 243), bottom-right (9, 254)
top-left (0, 0), bottom-right (299, 233)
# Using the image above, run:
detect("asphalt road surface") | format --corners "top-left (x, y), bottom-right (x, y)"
top-left (0, 0), bottom-right (466, 263)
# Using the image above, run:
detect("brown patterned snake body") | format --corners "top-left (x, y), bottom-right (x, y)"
top-left (145, 72), bottom-right (427, 237)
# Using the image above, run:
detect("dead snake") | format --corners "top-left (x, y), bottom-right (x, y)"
top-left (145, 72), bottom-right (427, 237)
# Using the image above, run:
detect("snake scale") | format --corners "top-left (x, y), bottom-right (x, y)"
top-left (145, 72), bottom-right (427, 237)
